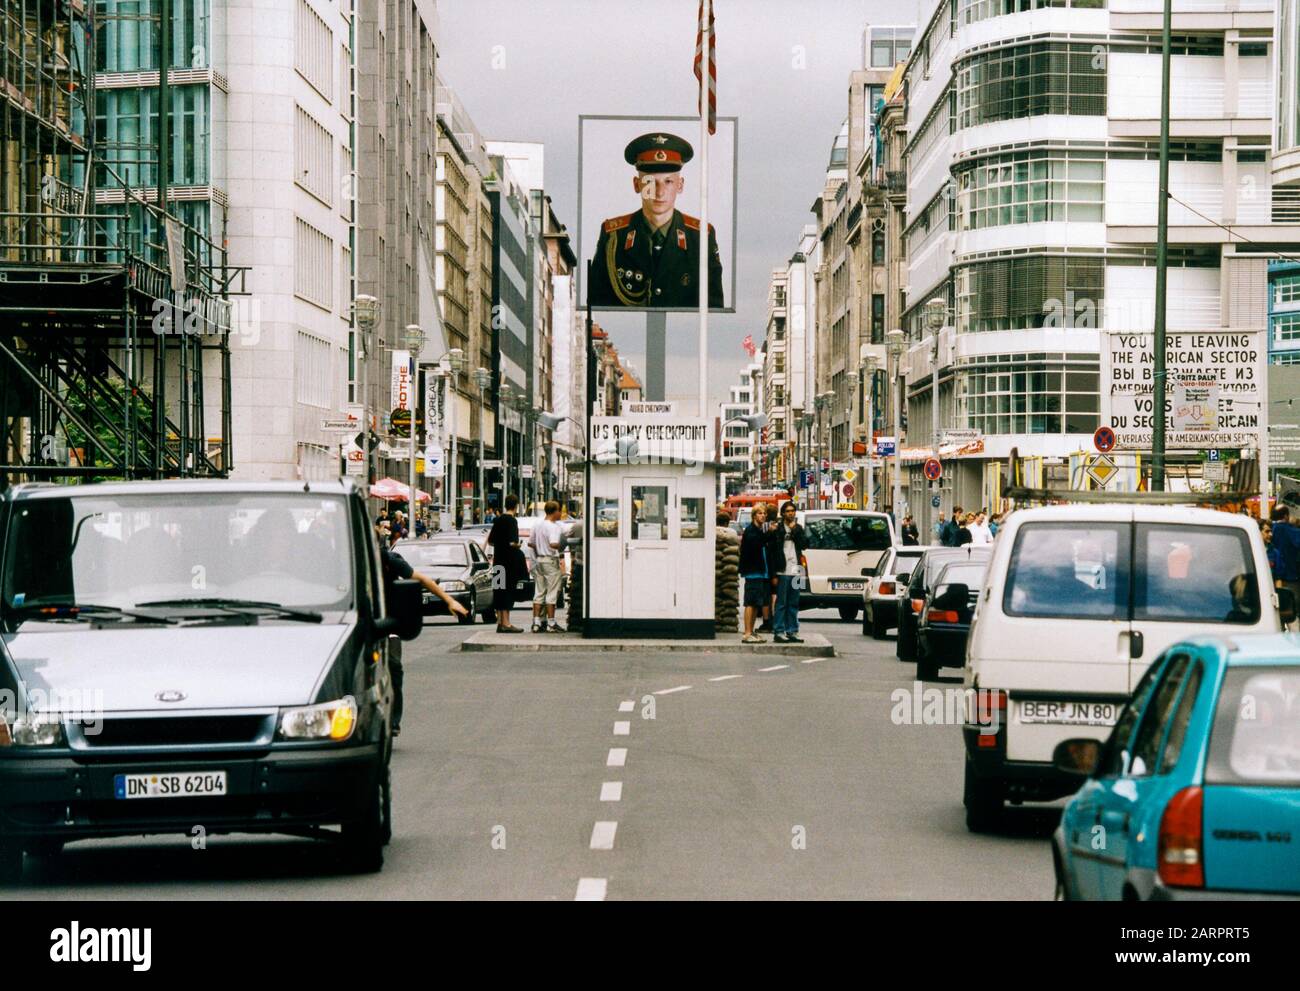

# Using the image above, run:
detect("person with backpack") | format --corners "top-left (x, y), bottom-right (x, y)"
top-left (766, 501), bottom-right (809, 644)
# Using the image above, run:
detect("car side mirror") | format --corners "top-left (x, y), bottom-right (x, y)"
top-left (896, 573), bottom-right (911, 584)
top-left (1052, 738), bottom-right (1102, 777)
top-left (932, 583), bottom-right (969, 610)
top-left (1278, 587), bottom-right (1297, 626)
top-left (383, 578), bottom-right (424, 641)
top-left (861, 567), bottom-right (872, 576)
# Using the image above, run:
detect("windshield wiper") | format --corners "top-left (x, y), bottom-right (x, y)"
top-left (11, 602), bottom-right (178, 625)
top-left (135, 597), bottom-right (323, 623)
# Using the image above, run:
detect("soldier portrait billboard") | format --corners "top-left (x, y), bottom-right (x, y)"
top-left (578, 115), bottom-right (737, 312)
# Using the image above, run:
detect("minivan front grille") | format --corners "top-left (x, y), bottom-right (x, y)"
top-left (84, 716), bottom-right (271, 747)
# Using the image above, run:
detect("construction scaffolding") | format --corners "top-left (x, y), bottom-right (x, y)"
top-left (0, 0), bottom-right (242, 483)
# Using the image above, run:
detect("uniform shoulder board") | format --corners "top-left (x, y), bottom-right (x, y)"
top-left (681, 214), bottom-right (700, 231)
top-left (603, 213), bottom-right (634, 233)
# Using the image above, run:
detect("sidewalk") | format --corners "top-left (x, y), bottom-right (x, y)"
top-left (460, 630), bottom-right (834, 657)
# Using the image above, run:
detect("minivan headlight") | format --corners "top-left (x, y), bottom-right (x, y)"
top-left (0, 712), bottom-right (64, 747)
top-left (278, 697), bottom-right (357, 741)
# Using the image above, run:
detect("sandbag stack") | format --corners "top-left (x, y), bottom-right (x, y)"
top-left (715, 525), bottom-right (741, 632)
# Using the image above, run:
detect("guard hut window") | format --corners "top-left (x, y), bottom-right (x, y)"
top-left (594, 497), bottom-right (619, 538)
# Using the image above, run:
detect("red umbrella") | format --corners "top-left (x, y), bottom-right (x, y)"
top-left (370, 478), bottom-right (431, 502)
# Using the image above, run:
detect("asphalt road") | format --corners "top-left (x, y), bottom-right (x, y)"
top-left (7, 610), bottom-right (1059, 900)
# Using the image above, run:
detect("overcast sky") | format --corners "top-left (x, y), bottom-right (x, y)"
top-left (438, 0), bottom-right (917, 414)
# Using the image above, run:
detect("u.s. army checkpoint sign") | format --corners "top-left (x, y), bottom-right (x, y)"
top-left (1101, 331), bottom-right (1264, 451)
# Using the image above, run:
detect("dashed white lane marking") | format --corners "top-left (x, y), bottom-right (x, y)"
top-left (607, 747), bottom-right (627, 767)
top-left (708, 674), bottom-right (743, 682)
top-left (801, 657), bottom-right (824, 664)
top-left (618, 700), bottom-right (635, 712)
top-left (613, 720), bottom-right (630, 736)
top-left (589, 821), bottom-right (618, 850)
top-left (758, 664), bottom-right (790, 672)
top-left (653, 685), bottom-right (692, 695)
top-left (600, 781), bottom-right (623, 802)
top-left (575, 877), bottom-right (607, 901)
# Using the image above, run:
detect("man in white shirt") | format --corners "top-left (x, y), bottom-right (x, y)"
top-left (970, 511), bottom-right (994, 545)
top-left (530, 501), bottom-right (566, 632)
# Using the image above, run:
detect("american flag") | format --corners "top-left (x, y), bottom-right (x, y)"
top-left (742, 334), bottom-right (755, 358)
top-left (694, 0), bottom-right (716, 135)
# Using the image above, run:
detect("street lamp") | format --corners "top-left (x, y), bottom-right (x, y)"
top-left (473, 366), bottom-right (491, 518)
top-left (352, 295), bottom-right (380, 490)
top-left (403, 325), bottom-right (427, 520)
top-left (499, 382), bottom-right (515, 500)
top-left (511, 393), bottom-right (531, 510)
top-left (886, 328), bottom-right (906, 522)
top-left (925, 298), bottom-right (949, 534)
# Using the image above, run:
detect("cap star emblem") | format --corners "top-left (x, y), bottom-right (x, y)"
top-left (652, 135), bottom-right (669, 144)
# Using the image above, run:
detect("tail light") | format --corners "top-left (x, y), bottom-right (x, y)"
top-left (927, 609), bottom-right (959, 624)
top-left (878, 581), bottom-right (895, 596)
top-left (1158, 786), bottom-right (1204, 889)
top-left (911, 598), bottom-right (925, 614)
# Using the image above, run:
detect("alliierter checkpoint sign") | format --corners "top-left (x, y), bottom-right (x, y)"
top-left (1101, 330), bottom-right (1264, 451)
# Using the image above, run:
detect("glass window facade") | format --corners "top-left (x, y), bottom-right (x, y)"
top-left (96, 0), bottom-right (210, 73)
top-left (1276, 311), bottom-right (1300, 342)
top-left (957, 152), bottom-right (1103, 228)
top-left (96, 85), bottom-right (210, 187)
top-left (956, 255), bottom-right (1104, 332)
top-left (1275, 272), bottom-right (1300, 304)
top-left (959, 353), bottom-right (1101, 435)
top-left (956, 43), bottom-right (1107, 129)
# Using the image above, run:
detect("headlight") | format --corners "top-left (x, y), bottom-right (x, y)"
top-left (0, 712), bottom-right (64, 747)
top-left (278, 697), bottom-right (357, 741)
top-left (439, 581), bottom-right (466, 592)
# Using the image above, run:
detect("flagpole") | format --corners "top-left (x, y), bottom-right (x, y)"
top-left (698, 0), bottom-right (710, 420)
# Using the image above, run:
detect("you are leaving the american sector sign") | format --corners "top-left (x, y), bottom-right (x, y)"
top-left (1101, 330), bottom-right (1264, 451)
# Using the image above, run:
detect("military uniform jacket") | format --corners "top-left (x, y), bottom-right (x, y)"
top-left (588, 209), bottom-right (724, 308)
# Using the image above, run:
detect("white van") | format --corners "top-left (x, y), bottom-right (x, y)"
top-left (960, 504), bottom-right (1286, 832)
top-left (795, 510), bottom-right (896, 621)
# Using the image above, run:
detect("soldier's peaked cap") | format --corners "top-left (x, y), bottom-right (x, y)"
top-left (624, 132), bottom-right (694, 173)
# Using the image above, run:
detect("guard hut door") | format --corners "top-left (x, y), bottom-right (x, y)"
top-left (622, 477), bottom-right (675, 616)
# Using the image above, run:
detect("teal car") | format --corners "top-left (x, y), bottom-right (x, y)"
top-left (1051, 634), bottom-right (1300, 900)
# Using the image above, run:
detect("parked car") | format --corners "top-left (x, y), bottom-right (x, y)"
top-left (391, 536), bottom-right (495, 623)
top-left (896, 546), bottom-right (993, 663)
top-left (961, 504), bottom-right (1289, 834)
top-left (0, 478), bottom-right (424, 881)
top-left (796, 510), bottom-right (896, 621)
top-left (862, 545), bottom-right (928, 639)
top-left (915, 558), bottom-right (988, 681)
top-left (1052, 634), bottom-right (1300, 900)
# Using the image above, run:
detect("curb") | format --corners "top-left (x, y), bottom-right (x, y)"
top-left (459, 632), bottom-right (835, 657)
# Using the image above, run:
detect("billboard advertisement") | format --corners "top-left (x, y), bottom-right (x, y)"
top-left (578, 115), bottom-right (737, 312)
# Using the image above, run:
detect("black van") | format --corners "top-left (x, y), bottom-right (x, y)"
top-left (0, 479), bottom-right (423, 881)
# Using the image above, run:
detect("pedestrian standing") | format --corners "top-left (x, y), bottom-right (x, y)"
top-left (487, 494), bottom-right (527, 633)
top-left (954, 512), bottom-right (974, 546)
top-left (756, 503), bottom-right (777, 632)
top-left (767, 501), bottom-right (808, 644)
top-left (740, 503), bottom-right (770, 643)
top-left (529, 501), bottom-right (566, 632)
top-left (376, 521), bottom-right (467, 737)
top-left (970, 511), bottom-right (993, 545)
top-left (901, 515), bottom-right (919, 546)
top-left (1270, 506), bottom-right (1300, 629)
top-left (942, 506), bottom-right (964, 547)
top-left (932, 511), bottom-right (947, 545)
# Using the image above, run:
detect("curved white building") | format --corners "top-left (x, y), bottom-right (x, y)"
top-left (901, 0), bottom-right (1294, 527)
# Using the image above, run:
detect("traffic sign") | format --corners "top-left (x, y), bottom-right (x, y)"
top-left (1086, 453), bottom-right (1119, 488)
top-left (799, 469), bottom-right (814, 489)
top-left (1204, 461), bottom-right (1228, 483)
top-left (923, 458), bottom-right (942, 481)
top-left (876, 437), bottom-right (896, 457)
top-left (842, 482), bottom-right (855, 499)
top-left (482, 459), bottom-right (502, 470)
top-left (521, 465), bottom-right (535, 478)
top-left (820, 459), bottom-right (829, 472)
top-left (1207, 449), bottom-right (1221, 462)
top-left (842, 468), bottom-right (857, 483)
top-left (931, 495), bottom-right (941, 509)
top-left (1093, 425), bottom-right (1116, 454)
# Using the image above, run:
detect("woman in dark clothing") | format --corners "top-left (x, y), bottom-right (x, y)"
top-left (487, 493), bottom-right (526, 632)
top-left (954, 513), bottom-right (973, 546)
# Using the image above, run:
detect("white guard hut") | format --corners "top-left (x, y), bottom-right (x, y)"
top-left (584, 415), bottom-right (718, 638)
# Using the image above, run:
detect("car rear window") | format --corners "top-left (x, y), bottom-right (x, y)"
top-left (1132, 524), bottom-right (1259, 625)
top-left (936, 562), bottom-right (988, 590)
top-left (1003, 523), bottom-right (1129, 620)
top-left (804, 516), bottom-right (892, 552)
top-left (894, 553), bottom-right (924, 579)
top-left (1205, 667), bottom-right (1300, 786)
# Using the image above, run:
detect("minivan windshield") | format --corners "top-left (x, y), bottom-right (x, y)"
top-left (804, 515), bottom-right (892, 552)
top-left (2, 492), bottom-right (354, 616)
